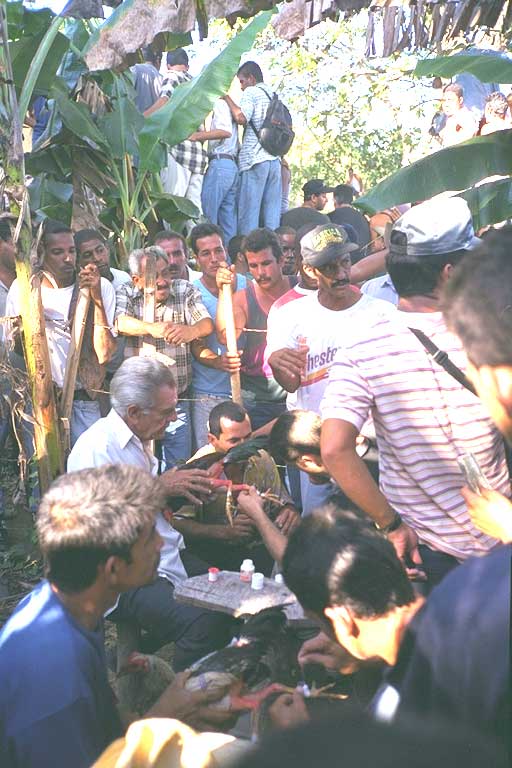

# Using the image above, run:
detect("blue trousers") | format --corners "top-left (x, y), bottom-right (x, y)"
top-left (162, 397), bottom-right (192, 469)
top-left (238, 158), bottom-right (282, 235)
top-left (201, 158), bottom-right (238, 246)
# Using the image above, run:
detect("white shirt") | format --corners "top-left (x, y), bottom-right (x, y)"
top-left (67, 408), bottom-right (187, 584)
top-left (266, 291), bottom-right (393, 413)
top-left (207, 99), bottom-right (239, 158)
top-left (110, 268), bottom-right (131, 291)
top-left (5, 276), bottom-right (116, 387)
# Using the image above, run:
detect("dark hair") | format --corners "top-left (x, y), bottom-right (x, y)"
top-left (234, 712), bottom-right (507, 768)
top-left (282, 503), bottom-right (414, 619)
top-left (153, 229), bottom-right (187, 253)
top-left (237, 61), bottom-right (263, 83)
top-left (442, 227), bottom-right (512, 367)
top-left (74, 228), bottom-right (106, 252)
top-left (208, 401), bottom-right (248, 438)
top-left (190, 222), bottom-right (224, 255)
top-left (228, 235), bottom-right (245, 262)
top-left (333, 184), bottom-right (354, 205)
top-left (42, 219), bottom-right (72, 244)
top-left (37, 465), bottom-right (166, 593)
top-left (387, 231), bottom-right (467, 298)
top-left (270, 410), bottom-right (321, 464)
top-left (142, 46), bottom-right (160, 66)
top-left (443, 82), bottom-right (463, 99)
top-left (167, 48), bottom-right (188, 67)
top-left (275, 226), bottom-right (296, 237)
top-left (243, 228), bottom-right (282, 262)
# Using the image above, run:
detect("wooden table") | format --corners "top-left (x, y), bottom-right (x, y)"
top-left (174, 571), bottom-right (307, 625)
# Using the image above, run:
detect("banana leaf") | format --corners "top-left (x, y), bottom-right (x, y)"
top-left (98, 87), bottom-right (143, 159)
top-left (139, 10), bottom-right (275, 172)
top-left (356, 130), bottom-right (512, 216)
top-left (7, 3), bottom-right (54, 40)
top-left (415, 52), bottom-right (512, 84)
top-left (10, 29), bottom-right (70, 97)
top-left (460, 177), bottom-right (512, 231)
top-left (29, 175), bottom-right (73, 223)
top-left (50, 78), bottom-right (110, 152)
top-left (151, 192), bottom-right (200, 227)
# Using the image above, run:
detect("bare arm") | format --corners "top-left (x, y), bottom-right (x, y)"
top-left (172, 515), bottom-right (255, 543)
top-left (321, 418), bottom-right (422, 569)
top-left (237, 488), bottom-right (287, 563)
top-left (79, 265), bottom-right (116, 364)
top-left (223, 94), bottom-right (246, 125)
top-left (189, 128), bottom-right (230, 142)
top-left (350, 248), bottom-right (387, 284)
top-left (143, 95), bottom-right (168, 117)
top-left (191, 338), bottom-right (241, 373)
top-left (116, 315), bottom-right (168, 338)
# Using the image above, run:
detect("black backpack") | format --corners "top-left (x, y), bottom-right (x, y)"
top-left (250, 87), bottom-right (294, 157)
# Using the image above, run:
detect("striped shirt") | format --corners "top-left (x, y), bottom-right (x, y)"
top-left (321, 311), bottom-right (510, 560)
top-left (239, 84), bottom-right (278, 172)
top-left (115, 280), bottom-right (211, 394)
top-left (160, 71), bottom-right (208, 175)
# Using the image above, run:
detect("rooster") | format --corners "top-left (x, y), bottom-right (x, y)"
top-left (117, 608), bottom-right (301, 718)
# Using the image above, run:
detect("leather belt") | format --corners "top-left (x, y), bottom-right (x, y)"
top-left (208, 153), bottom-right (237, 161)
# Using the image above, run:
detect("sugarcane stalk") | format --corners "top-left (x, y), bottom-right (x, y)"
top-left (221, 283), bottom-right (242, 405)
top-left (0, 3), bottom-right (63, 491)
top-left (141, 252), bottom-right (156, 452)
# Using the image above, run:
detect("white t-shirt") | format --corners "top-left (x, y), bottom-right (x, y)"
top-left (6, 276), bottom-right (116, 387)
top-left (266, 292), bottom-right (393, 413)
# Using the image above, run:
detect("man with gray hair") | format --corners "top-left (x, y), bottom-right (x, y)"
top-left (116, 245), bottom-right (213, 467)
top-left (0, 465), bottom-right (232, 768)
top-left (68, 357), bottom-right (232, 670)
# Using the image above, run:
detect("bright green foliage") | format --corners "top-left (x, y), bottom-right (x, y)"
top-left (415, 53), bottom-right (512, 84)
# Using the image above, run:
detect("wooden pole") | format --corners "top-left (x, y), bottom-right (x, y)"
top-left (141, 253), bottom-right (156, 454)
top-left (221, 283), bottom-right (242, 405)
top-left (59, 286), bottom-right (91, 457)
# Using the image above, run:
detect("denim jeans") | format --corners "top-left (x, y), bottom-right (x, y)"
top-left (71, 400), bottom-right (101, 447)
top-left (162, 397), bottom-right (192, 469)
top-left (191, 392), bottom-right (230, 452)
top-left (201, 158), bottom-right (238, 246)
top-left (238, 158), bottom-right (282, 235)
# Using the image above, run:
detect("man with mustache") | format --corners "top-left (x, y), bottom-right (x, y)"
top-left (115, 246), bottom-right (213, 467)
top-left (215, 228), bottom-right (297, 430)
top-left (266, 224), bottom-right (392, 513)
top-left (152, 230), bottom-right (202, 283)
top-left (5, 220), bottom-right (116, 444)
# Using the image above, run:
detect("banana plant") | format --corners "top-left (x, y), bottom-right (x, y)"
top-left (22, 8), bottom-right (275, 262)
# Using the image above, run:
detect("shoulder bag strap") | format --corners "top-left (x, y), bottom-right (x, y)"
top-left (409, 326), bottom-right (477, 396)
top-left (248, 85), bottom-right (273, 139)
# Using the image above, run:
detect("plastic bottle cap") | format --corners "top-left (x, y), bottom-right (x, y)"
top-left (251, 572), bottom-right (264, 590)
top-left (241, 559), bottom-right (254, 569)
top-left (274, 573), bottom-right (284, 585)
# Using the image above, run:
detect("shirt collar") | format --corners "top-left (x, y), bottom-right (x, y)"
top-left (107, 408), bottom-right (141, 450)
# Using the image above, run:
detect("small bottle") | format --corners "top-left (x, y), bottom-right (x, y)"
top-left (251, 572), bottom-right (264, 590)
top-left (240, 559), bottom-right (255, 583)
top-left (274, 573), bottom-right (284, 585)
top-left (208, 567), bottom-right (220, 583)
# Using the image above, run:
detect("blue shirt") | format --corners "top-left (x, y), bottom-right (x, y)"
top-left (361, 274), bottom-right (398, 305)
top-left (0, 581), bottom-right (122, 768)
top-left (192, 275), bottom-right (246, 397)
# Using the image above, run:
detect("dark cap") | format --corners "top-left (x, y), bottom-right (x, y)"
top-left (300, 224), bottom-right (359, 268)
top-left (302, 179), bottom-right (334, 197)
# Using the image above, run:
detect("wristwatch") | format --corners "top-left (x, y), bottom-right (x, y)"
top-left (374, 511), bottom-right (403, 535)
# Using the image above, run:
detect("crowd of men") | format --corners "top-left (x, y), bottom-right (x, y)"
top-left (0, 57), bottom-right (511, 768)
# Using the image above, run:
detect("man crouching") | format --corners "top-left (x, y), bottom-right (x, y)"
top-left (0, 465), bottom-right (232, 768)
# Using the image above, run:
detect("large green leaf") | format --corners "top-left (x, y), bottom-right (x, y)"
top-left (415, 53), bottom-right (512, 84)
top-left (356, 130), bottom-right (512, 215)
top-left (152, 192), bottom-right (200, 223)
top-left (97, 75), bottom-right (142, 158)
top-left (50, 78), bottom-right (110, 152)
top-left (58, 19), bottom-right (89, 92)
top-left (459, 177), bottom-right (512, 231)
top-left (10, 28), bottom-right (69, 97)
top-left (28, 175), bottom-right (73, 223)
top-left (7, 3), bottom-right (54, 41)
top-left (139, 10), bottom-right (275, 172)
